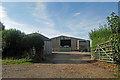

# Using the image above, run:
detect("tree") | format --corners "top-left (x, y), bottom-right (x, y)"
top-left (0, 22), bottom-right (5, 31)
top-left (2, 28), bottom-right (44, 62)
top-left (2, 29), bottom-right (25, 58)
top-left (27, 33), bottom-right (44, 61)
top-left (107, 12), bottom-right (120, 64)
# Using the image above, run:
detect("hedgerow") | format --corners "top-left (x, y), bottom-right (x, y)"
top-left (89, 12), bottom-right (120, 63)
top-left (2, 29), bottom-right (44, 61)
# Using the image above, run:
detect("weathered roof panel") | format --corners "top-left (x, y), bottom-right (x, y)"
top-left (51, 35), bottom-right (89, 41)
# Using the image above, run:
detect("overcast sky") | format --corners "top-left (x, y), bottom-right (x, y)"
top-left (0, 2), bottom-right (118, 40)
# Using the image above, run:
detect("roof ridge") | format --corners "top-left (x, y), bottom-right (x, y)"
top-left (51, 35), bottom-right (88, 41)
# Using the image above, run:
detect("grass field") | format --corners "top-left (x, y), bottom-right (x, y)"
top-left (2, 58), bottom-right (32, 64)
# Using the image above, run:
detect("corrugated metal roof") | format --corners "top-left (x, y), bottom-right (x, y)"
top-left (39, 34), bottom-right (50, 41)
top-left (51, 35), bottom-right (89, 41)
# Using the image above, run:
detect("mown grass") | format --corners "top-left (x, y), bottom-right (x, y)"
top-left (114, 73), bottom-right (120, 78)
top-left (2, 58), bottom-right (32, 64)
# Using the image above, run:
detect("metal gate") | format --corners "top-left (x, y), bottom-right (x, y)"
top-left (92, 40), bottom-right (114, 62)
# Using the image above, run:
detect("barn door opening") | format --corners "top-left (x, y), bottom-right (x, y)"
top-left (60, 39), bottom-right (71, 51)
top-left (60, 39), bottom-right (71, 47)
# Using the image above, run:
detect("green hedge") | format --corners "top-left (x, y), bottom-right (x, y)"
top-left (2, 29), bottom-right (25, 58)
top-left (89, 12), bottom-right (118, 48)
top-left (89, 12), bottom-right (120, 63)
top-left (2, 29), bottom-right (44, 61)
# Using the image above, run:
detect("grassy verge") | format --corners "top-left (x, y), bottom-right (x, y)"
top-left (2, 58), bottom-right (32, 64)
top-left (114, 73), bottom-right (120, 78)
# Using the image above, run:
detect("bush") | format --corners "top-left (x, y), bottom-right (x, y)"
top-left (2, 29), bottom-right (44, 62)
top-left (0, 22), bottom-right (5, 31)
top-left (27, 33), bottom-right (44, 61)
top-left (2, 29), bottom-right (25, 59)
top-left (89, 12), bottom-right (119, 48)
top-left (89, 24), bottom-right (112, 47)
top-left (89, 12), bottom-right (120, 63)
top-left (27, 33), bottom-right (44, 49)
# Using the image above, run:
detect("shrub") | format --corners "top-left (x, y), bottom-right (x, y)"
top-left (0, 22), bottom-right (5, 31)
top-left (2, 28), bottom-right (45, 62)
top-left (89, 24), bottom-right (112, 47)
top-left (2, 29), bottom-right (25, 59)
top-left (27, 33), bottom-right (44, 61)
top-left (89, 12), bottom-right (120, 63)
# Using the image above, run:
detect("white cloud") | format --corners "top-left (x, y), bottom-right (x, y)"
top-left (0, 5), bottom-right (61, 39)
top-left (32, 2), bottom-right (55, 28)
top-left (44, 22), bottom-right (54, 27)
top-left (38, 28), bottom-right (61, 38)
top-left (0, 3), bottom-right (107, 40)
top-left (73, 12), bottom-right (80, 16)
top-left (0, 6), bottom-right (7, 18)
top-left (30, 2), bottom-right (63, 38)
top-left (1, 4), bottom-right (60, 38)
top-left (0, 5), bottom-right (59, 38)
top-left (66, 16), bottom-right (107, 39)
top-left (45, 22), bottom-right (51, 25)
top-left (0, 5), bottom-right (26, 31)
top-left (68, 16), bottom-right (106, 31)
top-left (0, 6), bottom-right (40, 35)
top-left (0, 5), bottom-right (35, 33)
top-left (32, 2), bottom-right (48, 19)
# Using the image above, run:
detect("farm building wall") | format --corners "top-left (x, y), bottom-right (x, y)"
top-left (79, 40), bottom-right (90, 52)
top-left (44, 40), bottom-right (52, 55)
top-left (38, 34), bottom-right (52, 55)
top-left (52, 36), bottom-right (78, 51)
top-left (52, 37), bottom-right (60, 51)
top-left (71, 38), bottom-right (77, 51)
top-left (51, 36), bottom-right (90, 52)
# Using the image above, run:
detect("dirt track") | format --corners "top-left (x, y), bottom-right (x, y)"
top-left (2, 52), bottom-right (117, 78)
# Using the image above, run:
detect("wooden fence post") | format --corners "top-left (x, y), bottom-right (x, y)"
top-left (111, 40), bottom-right (114, 63)
top-left (98, 45), bottom-right (100, 60)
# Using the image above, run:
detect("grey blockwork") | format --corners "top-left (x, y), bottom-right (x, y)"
top-left (36, 34), bottom-right (52, 55)
top-left (51, 35), bottom-right (90, 52)
top-left (44, 41), bottom-right (52, 55)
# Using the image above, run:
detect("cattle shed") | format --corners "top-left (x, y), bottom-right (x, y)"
top-left (39, 34), bottom-right (52, 55)
top-left (51, 35), bottom-right (90, 52)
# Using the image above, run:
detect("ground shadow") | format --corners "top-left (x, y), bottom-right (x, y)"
top-left (34, 52), bottom-right (97, 64)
